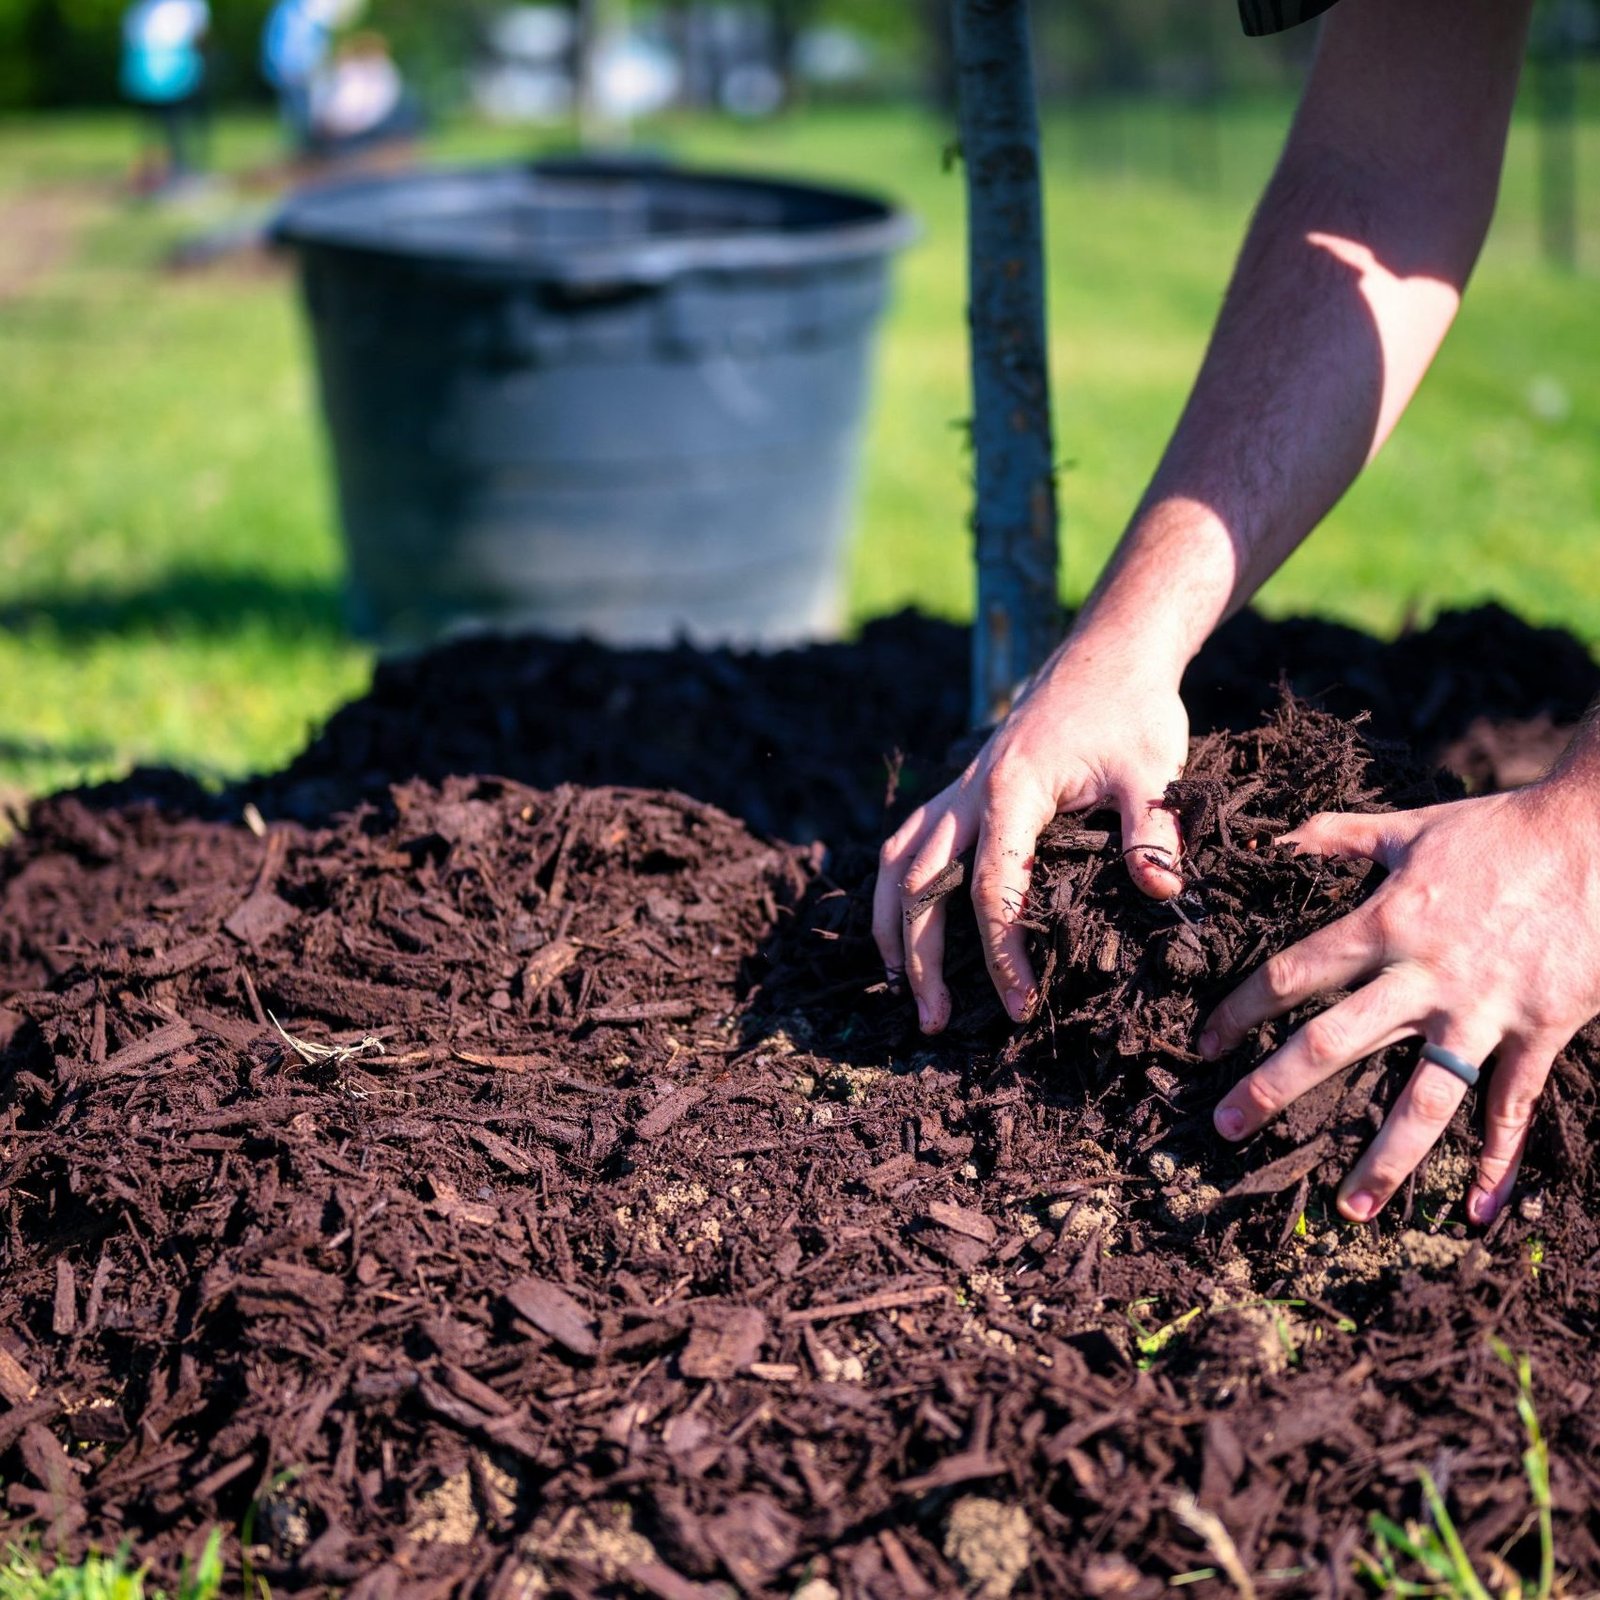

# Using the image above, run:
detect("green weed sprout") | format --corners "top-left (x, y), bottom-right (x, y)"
top-left (1357, 1342), bottom-right (1556, 1600)
top-left (1126, 1301), bottom-right (1204, 1368)
top-left (0, 1530), bottom-right (222, 1600)
top-left (1490, 1340), bottom-right (1555, 1600)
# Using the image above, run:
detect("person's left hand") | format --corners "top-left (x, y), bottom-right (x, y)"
top-left (1198, 771), bottom-right (1600, 1226)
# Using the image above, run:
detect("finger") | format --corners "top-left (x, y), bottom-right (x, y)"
top-left (873, 806), bottom-right (930, 979)
top-left (972, 778), bottom-right (1060, 1024)
top-left (1467, 1037), bottom-right (1558, 1226)
top-left (1109, 775), bottom-right (1184, 901)
top-left (1212, 971), bottom-right (1422, 1142)
top-left (1199, 906), bottom-right (1385, 1058)
top-left (1338, 1022), bottom-right (1501, 1222)
top-left (900, 807), bottom-right (972, 1034)
top-left (1279, 809), bottom-right (1423, 867)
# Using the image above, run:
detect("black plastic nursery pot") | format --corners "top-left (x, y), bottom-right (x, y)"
top-left (273, 155), bottom-right (915, 649)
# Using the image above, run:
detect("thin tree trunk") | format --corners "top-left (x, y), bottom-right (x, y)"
top-left (953, 0), bottom-right (1061, 727)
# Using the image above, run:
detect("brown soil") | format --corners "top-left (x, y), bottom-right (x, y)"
top-left (2, 607), bottom-right (1599, 1598)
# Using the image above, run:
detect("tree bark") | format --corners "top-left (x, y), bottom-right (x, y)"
top-left (953, 0), bottom-right (1061, 727)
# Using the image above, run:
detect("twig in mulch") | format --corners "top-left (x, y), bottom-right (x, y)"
top-left (268, 1012), bottom-right (385, 1069)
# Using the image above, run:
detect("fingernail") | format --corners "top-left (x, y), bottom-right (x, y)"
top-left (1004, 987), bottom-right (1032, 1024)
top-left (1468, 1188), bottom-right (1499, 1226)
top-left (1199, 1031), bottom-right (1219, 1060)
top-left (1214, 1105), bottom-right (1245, 1140)
top-left (916, 999), bottom-right (932, 1032)
top-left (1342, 1190), bottom-right (1375, 1222)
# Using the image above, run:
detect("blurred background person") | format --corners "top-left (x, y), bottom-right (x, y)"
top-left (260, 0), bottom-right (365, 151)
top-left (306, 32), bottom-right (423, 159)
top-left (119, 0), bottom-right (210, 192)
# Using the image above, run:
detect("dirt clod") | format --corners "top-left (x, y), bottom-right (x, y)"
top-left (1396, 1229), bottom-right (1474, 1274)
top-left (944, 1497), bottom-right (1032, 1599)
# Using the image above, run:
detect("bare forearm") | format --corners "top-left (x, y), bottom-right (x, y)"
top-left (1076, 159), bottom-right (1474, 671)
top-left (1062, 0), bottom-right (1530, 684)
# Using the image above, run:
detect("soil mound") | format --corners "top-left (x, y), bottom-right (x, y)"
top-left (53, 603), bottom-right (1597, 845)
top-left (2, 615), bottom-right (1600, 1597)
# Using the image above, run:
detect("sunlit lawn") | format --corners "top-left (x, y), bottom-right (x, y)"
top-left (1, 89), bottom-right (1597, 801)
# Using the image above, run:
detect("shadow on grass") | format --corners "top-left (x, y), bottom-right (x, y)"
top-left (0, 569), bottom-right (347, 641)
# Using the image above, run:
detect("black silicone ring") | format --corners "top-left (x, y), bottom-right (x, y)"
top-left (1420, 1042), bottom-right (1481, 1090)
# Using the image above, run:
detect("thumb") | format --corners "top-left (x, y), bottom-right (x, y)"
top-left (1280, 809), bottom-right (1421, 867)
top-left (1110, 774), bottom-right (1184, 901)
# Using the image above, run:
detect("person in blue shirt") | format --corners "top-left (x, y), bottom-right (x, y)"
top-left (120, 0), bottom-right (210, 186)
top-left (261, 0), bottom-right (365, 149)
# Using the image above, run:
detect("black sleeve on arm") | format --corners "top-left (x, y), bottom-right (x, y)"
top-left (1238, 0), bottom-right (1342, 35)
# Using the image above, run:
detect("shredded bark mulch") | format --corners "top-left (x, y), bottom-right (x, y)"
top-left (2, 608), bottom-right (1598, 1598)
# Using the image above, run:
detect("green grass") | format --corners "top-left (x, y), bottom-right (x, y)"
top-left (1, 90), bottom-right (1598, 799)
top-left (0, 1530), bottom-right (221, 1600)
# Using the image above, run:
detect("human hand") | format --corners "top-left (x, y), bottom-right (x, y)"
top-left (874, 638), bottom-right (1189, 1034)
top-left (1201, 774), bottom-right (1600, 1225)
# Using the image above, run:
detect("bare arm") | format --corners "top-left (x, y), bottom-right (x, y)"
top-left (877, 0), bottom-right (1532, 1033)
top-left (1074, 0), bottom-right (1532, 673)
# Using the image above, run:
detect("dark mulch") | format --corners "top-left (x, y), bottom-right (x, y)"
top-left (63, 601), bottom-right (1598, 846)
top-left (2, 607), bottom-right (1598, 1598)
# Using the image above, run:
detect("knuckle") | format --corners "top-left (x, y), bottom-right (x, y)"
top-left (1522, 1002), bottom-right (1560, 1034)
top-left (1411, 1073), bottom-right (1461, 1124)
top-left (980, 755), bottom-right (1024, 809)
top-left (969, 864), bottom-right (1012, 918)
top-left (1368, 890), bottom-right (1422, 952)
top-left (1476, 1151), bottom-right (1510, 1181)
top-left (1489, 1089), bottom-right (1539, 1133)
top-left (1261, 953), bottom-right (1303, 1005)
top-left (1240, 1074), bottom-right (1284, 1121)
top-left (1367, 896), bottom-right (1406, 949)
top-left (983, 746), bottom-right (1019, 784)
top-left (1300, 1012), bottom-right (1347, 1071)
top-left (982, 758), bottom-right (1050, 828)
top-left (970, 854), bottom-right (1005, 893)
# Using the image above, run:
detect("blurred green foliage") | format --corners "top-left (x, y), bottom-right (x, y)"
top-left (0, 0), bottom-right (1318, 113)
top-left (0, 0), bottom-right (487, 108)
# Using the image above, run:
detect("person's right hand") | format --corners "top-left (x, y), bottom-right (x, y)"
top-left (873, 639), bottom-right (1190, 1033)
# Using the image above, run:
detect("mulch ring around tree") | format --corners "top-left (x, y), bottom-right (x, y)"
top-left (2, 608), bottom-right (1599, 1598)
